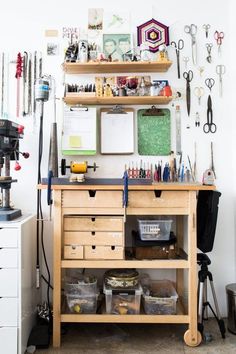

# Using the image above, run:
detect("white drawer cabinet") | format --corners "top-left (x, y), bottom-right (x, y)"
top-left (0, 215), bottom-right (37, 354)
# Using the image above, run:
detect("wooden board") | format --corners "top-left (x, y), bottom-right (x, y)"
top-left (137, 109), bottom-right (171, 156)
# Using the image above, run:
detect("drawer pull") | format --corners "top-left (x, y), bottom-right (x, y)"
top-left (91, 217), bottom-right (96, 222)
top-left (111, 246), bottom-right (115, 250)
top-left (154, 190), bottom-right (162, 198)
top-left (91, 231), bottom-right (95, 236)
top-left (88, 190), bottom-right (96, 198)
top-left (92, 245), bottom-right (96, 250)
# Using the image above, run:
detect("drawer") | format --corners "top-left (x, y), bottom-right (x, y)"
top-left (0, 228), bottom-right (18, 247)
top-left (0, 327), bottom-right (17, 354)
top-left (0, 269), bottom-right (18, 297)
top-left (64, 245), bottom-right (83, 259)
top-left (0, 249), bottom-right (18, 268)
top-left (128, 191), bottom-right (189, 208)
top-left (64, 216), bottom-right (123, 232)
top-left (0, 298), bottom-right (18, 326)
top-left (64, 231), bottom-right (124, 246)
top-left (62, 190), bottom-right (123, 208)
top-left (84, 245), bottom-right (124, 260)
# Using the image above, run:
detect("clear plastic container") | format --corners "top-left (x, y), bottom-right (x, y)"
top-left (66, 293), bottom-right (98, 313)
top-left (65, 275), bottom-right (97, 296)
top-left (103, 284), bottom-right (142, 315)
top-left (142, 280), bottom-right (178, 315)
top-left (138, 219), bottom-right (173, 241)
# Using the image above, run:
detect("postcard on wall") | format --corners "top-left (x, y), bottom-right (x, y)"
top-left (103, 33), bottom-right (131, 61)
top-left (103, 11), bottom-right (130, 33)
top-left (88, 8), bottom-right (104, 30)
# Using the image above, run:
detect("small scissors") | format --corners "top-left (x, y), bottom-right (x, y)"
top-left (194, 87), bottom-right (204, 105)
top-left (216, 64), bottom-right (226, 97)
top-left (171, 39), bottom-right (184, 79)
top-left (183, 70), bottom-right (193, 116)
top-left (184, 24), bottom-right (197, 65)
top-left (214, 31), bottom-right (224, 56)
top-left (203, 95), bottom-right (216, 133)
top-left (183, 56), bottom-right (189, 70)
top-left (203, 24), bottom-right (211, 38)
top-left (205, 78), bottom-right (215, 92)
top-left (206, 43), bottom-right (213, 63)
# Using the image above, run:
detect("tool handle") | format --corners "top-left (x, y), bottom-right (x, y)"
top-left (47, 170), bottom-right (53, 206)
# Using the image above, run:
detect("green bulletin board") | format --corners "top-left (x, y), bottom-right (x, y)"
top-left (137, 108), bottom-right (171, 156)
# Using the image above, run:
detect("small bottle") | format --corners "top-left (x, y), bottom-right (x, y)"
top-left (139, 76), bottom-right (146, 96)
top-left (175, 105), bottom-right (182, 154)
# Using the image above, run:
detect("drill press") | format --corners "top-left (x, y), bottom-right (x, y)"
top-left (0, 119), bottom-right (28, 221)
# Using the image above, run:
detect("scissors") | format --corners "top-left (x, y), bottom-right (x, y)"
top-left (205, 78), bottom-right (215, 92)
top-left (184, 24), bottom-right (197, 65)
top-left (183, 70), bottom-right (193, 116)
top-left (203, 24), bottom-right (211, 38)
top-left (214, 31), bottom-right (224, 55)
top-left (216, 64), bottom-right (226, 97)
top-left (203, 95), bottom-right (216, 133)
top-left (183, 56), bottom-right (189, 70)
top-left (171, 39), bottom-right (184, 79)
top-left (205, 43), bottom-right (213, 63)
top-left (194, 87), bottom-right (204, 105)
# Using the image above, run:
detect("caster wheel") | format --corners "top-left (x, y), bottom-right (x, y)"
top-left (184, 329), bottom-right (202, 347)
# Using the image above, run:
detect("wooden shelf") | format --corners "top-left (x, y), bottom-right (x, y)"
top-left (61, 259), bottom-right (189, 269)
top-left (63, 61), bottom-right (172, 74)
top-left (63, 95), bottom-right (172, 105)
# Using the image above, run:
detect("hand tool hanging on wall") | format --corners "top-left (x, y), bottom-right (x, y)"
top-left (15, 53), bottom-right (23, 117)
top-left (205, 78), bottom-right (215, 92)
top-left (184, 24), bottom-right (197, 65)
top-left (48, 77), bottom-right (58, 179)
top-left (28, 53), bottom-right (32, 115)
top-left (216, 64), bottom-right (226, 97)
top-left (22, 52), bottom-right (28, 116)
top-left (211, 142), bottom-right (216, 178)
top-left (205, 43), bottom-right (213, 63)
top-left (214, 30), bottom-right (224, 56)
top-left (203, 24), bottom-right (211, 38)
top-left (175, 105), bottom-right (181, 154)
top-left (171, 39), bottom-right (184, 79)
top-left (195, 112), bottom-right (200, 127)
top-left (183, 70), bottom-right (193, 116)
top-left (33, 51), bottom-right (37, 117)
top-left (194, 87), bottom-right (204, 105)
top-left (203, 95), bottom-right (216, 134)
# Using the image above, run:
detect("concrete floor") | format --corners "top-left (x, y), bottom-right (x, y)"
top-left (35, 319), bottom-right (236, 354)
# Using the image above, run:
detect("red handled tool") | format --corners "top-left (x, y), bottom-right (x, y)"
top-left (15, 53), bottom-right (23, 117)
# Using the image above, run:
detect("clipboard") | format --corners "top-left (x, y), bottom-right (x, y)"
top-left (100, 106), bottom-right (134, 154)
top-left (137, 107), bottom-right (171, 156)
top-left (62, 104), bottom-right (97, 155)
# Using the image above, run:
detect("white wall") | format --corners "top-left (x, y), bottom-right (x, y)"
top-left (1, 0), bottom-right (235, 315)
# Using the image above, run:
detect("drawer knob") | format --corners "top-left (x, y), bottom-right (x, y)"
top-left (91, 217), bottom-right (96, 222)
top-left (88, 190), bottom-right (96, 198)
top-left (91, 231), bottom-right (95, 236)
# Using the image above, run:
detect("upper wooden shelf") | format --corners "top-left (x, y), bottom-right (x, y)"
top-left (63, 95), bottom-right (172, 105)
top-left (63, 61), bottom-right (172, 74)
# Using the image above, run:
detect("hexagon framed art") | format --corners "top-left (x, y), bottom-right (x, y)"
top-left (137, 18), bottom-right (169, 52)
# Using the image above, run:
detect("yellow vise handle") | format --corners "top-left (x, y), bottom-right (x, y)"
top-left (70, 161), bottom-right (88, 174)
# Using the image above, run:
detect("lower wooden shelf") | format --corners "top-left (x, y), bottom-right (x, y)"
top-left (63, 95), bottom-right (172, 105)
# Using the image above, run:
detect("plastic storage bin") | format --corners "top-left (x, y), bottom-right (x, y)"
top-left (103, 284), bottom-right (142, 315)
top-left (65, 274), bottom-right (98, 313)
top-left (138, 219), bottom-right (173, 241)
top-left (142, 280), bottom-right (178, 315)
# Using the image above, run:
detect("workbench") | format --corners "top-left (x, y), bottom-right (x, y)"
top-left (44, 181), bottom-right (215, 347)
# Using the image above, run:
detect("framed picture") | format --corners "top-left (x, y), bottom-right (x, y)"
top-left (103, 33), bottom-right (131, 61)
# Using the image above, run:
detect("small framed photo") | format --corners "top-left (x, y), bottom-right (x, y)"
top-left (103, 33), bottom-right (131, 61)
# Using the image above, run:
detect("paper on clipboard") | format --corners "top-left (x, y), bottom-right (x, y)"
top-left (100, 108), bottom-right (134, 154)
top-left (62, 105), bottom-right (97, 155)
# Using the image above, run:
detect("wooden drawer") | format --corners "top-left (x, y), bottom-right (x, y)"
top-left (64, 245), bottom-right (83, 259)
top-left (0, 298), bottom-right (18, 326)
top-left (0, 327), bottom-right (17, 354)
top-left (0, 228), bottom-right (18, 247)
top-left (128, 191), bottom-right (189, 208)
top-left (64, 216), bottom-right (123, 232)
top-left (0, 269), bottom-right (18, 297)
top-left (84, 245), bottom-right (124, 260)
top-left (64, 231), bottom-right (124, 246)
top-left (0, 249), bottom-right (18, 268)
top-left (62, 190), bottom-right (123, 208)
